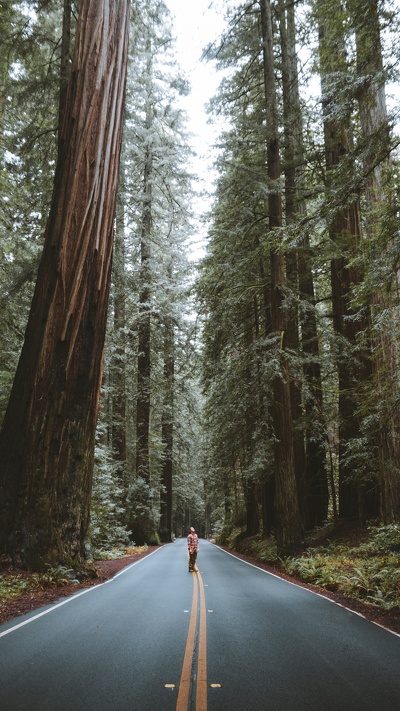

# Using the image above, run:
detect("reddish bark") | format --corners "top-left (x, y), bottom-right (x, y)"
top-left (160, 314), bottom-right (174, 542)
top-left (279, 0), bottom-right (328, 528)
top-left (0, 0), bottom-right (131, 569)
top-left (352, 0), bottom-right (400, 522)
top-left (318, 0), bottom-right (376, 522)
top-left (260, 0), bottom-right (302, 555)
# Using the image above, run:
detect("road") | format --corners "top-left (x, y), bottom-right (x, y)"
top-left (0, 538), bottom-right (399, 710)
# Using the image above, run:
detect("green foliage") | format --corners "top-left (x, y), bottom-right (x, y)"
top-left (215, 525), bottom-right (244, 547)
top-left (0, 576), bottom-right (31, 600)
top-left (33, 565), bottom-right (77, 587)
top-left (283, 553), bottom-right (343, 588)
top-left (94, 544), bottom-right (149, 560)
top-left (236, 536), bottom-right (279, 565)
top-left (89, 442), bottom-right (131, 556)
top-left (0, 3), bottom-right (63, 423)
top-left (357, 524), bottom-right (400, 554)
top-left (0, 565), bottom-right (76, 601)
top-left (282, 526), bottom-right (400, 611)
top-left (216, 528), bottom-right (279, 564)
top-left (126, 477), bottom-right (160, 545)
top-left (98, 0), bottom-right (200, 544)
top-left (93, 547), bottom-right (128, 561)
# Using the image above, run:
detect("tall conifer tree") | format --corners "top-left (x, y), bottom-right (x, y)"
top-left (260, 0), bottom-right (302, 554)
top-left (350, 0), bottom-right (400, 521)
top-left (0, 0), bottom-right (131, 569)
top-left (316, 0), bottom-right (375, 521)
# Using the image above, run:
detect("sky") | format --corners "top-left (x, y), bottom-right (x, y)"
top-left (164, 0), bottom-right (229, 259)
top-left (164, 0), bottom-right (227, 169)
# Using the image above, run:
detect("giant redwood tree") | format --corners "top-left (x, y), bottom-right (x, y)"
top-left (279, 0), bottom-right (328, 528)
top-left (0, 0), bottom-right (131, 569)
top-left (350, 0), bottom-right (400, 522)
top-left (260, 0), bottom-right (302, 555)
top-left (317, 0), bottom-right (376, 522)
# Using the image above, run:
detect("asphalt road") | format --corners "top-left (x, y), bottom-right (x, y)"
top-left (0, 538), bottom-right (399, 710)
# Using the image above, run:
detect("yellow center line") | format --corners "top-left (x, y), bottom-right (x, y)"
top-left (196, 571), bottom-right (207, 711)
top-left (176, 571), bottom-right (198, 711)
top-left (176, 566), bottom-right (208, 711)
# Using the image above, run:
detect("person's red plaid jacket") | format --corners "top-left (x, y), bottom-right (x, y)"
top-left (187, 532), bottom-right (199, 552)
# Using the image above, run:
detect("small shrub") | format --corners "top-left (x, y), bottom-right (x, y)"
top-left (39, 565), bottom-right (76, 587)
top-left (368, 524), bottom-right (400, 553)
top-left (0, 576), bottom-right (31, 600)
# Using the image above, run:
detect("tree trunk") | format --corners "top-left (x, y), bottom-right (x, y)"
top-left (260, 0), bottom-right (302, 556)
top-left (279, 0), bottom-right (306, 524)
top-left (351, 0), bottom-right (400, 521)
top-left (243, 296), bottom-right (260, 537)
top-left (298, 246), bottom-right (329, 526)
top-left (317, 0), bottom-right (375, 522)
top-left (160, 307), bottom-right (174, 542)
top-left (0, 0), bottom-right (131, 569)
top-left (279, 0), bottom-right (329, 529)
top-left (111, 184), bottom-right (128, 502)
top-left (245, 479), bottom-right (260, 537)
top-left (254, 285), bottom-right (276, 536)
top-left (135, 70), bottom-right (152, 485)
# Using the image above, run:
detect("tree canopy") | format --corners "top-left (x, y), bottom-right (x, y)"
top-left (0, 0), bottom-right (399, 569)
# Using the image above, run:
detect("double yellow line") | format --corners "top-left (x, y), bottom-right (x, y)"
top-left (176, 567), bottom-right (207, 711)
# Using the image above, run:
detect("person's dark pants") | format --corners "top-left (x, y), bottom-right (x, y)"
top-left (189, 551), bottom-right (197, 571)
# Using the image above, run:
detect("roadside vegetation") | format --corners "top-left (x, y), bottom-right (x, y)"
top-left (218, 524), bottom-right (400, 614)
top-left (0, 565), bottom-right (79, 602)
top-left (0, 545), bottom-right (148, 608)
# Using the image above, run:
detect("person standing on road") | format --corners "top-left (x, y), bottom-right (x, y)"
top-left (187, 527), bottom-right (199, 572)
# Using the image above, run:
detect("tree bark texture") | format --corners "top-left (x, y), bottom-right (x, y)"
top-left (317, 0), bottom-right (376, 522)
top-left (160, 311), bottom-right (174, 542)
top-left (279, 0), bottom-right (306, 520)
top-left (279, 0), bottom-right (328, 528)
top-left (0, 0), bottom-right (131, 569)
top-left (351, 0), bottom-right (400, 522)
top-left (111, 186), bottom-right (128, 502)
top-left (260, 0), bottom-right (302, 555)
top-left (244, 298), bottom-right (260, 537)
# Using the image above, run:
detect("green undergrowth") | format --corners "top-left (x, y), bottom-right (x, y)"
top-left (0, 565), bottom-right (77, 601)
top-left (0, 545), bottom-right (148, 603)
top-left (283, 524), bottom-right (400, 611)
top-left (93, 543), bottom-right (148, 560)
top-left (218, 523), bottom-right (400, 613)
top-left (217, 526), bottom-right (279, 563)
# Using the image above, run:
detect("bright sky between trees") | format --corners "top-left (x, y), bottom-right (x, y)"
top-left (165, 0), bottom-right (226, 167)
top-left (164, 0), bottom-right (229, 260)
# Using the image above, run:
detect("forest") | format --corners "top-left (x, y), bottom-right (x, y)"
top-left (0, 0), bottom-right (399, 575)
